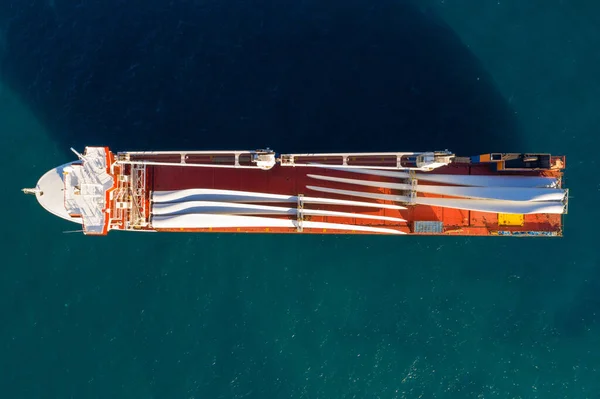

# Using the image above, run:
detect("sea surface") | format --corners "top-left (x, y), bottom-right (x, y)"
top-left (1, 1), bottom-right (599, 398)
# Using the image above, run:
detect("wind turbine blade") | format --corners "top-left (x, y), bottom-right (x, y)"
top-left (302, 209), bottom-right (406, 222)
top-left (151, 201), bottom-right (295, 216)
top-left (307, 174), bottom-right (411, 190)
top-left (301, 196), bottom-right (406, 210)
top-left (151, 189), bottom-right (296, 203)
top-left (306, 185), bottom-right (409, 203)
top-left (151, 188), bottom-right (407, 209)
top-left (152, 200), bottom-right (405, 222)
top-left (151, 214), bottom-right (405, 234)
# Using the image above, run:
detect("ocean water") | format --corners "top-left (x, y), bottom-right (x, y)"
top-left (1, 1), bottom-right (599, 398)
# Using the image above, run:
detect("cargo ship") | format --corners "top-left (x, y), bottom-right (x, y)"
top-left (22, 147), bottom-right (568, 237)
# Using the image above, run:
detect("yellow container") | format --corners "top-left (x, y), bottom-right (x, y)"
top-left (498, 213), bottom-right (524, 226)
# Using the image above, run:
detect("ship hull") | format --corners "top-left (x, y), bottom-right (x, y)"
top-left (23, 147), bottom-right (567, 237)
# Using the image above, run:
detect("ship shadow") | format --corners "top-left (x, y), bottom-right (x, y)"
top-left (0, 0), bottom-right (520, 158)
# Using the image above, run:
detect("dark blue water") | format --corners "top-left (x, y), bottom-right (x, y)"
top-left (0, 0), bottom-right (519, 154)
top-left (1, 1), bottom-right (599, 398)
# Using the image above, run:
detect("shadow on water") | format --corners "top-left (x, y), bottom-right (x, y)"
top-left (0, 2), bottom-right (531, 397)
top-left (0, 0), bottom-right (520, 158)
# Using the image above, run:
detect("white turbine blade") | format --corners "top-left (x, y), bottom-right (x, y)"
top-left (151, 214), bottom-right (405, 234)
top-left (307, 173), bottom-right (566, 201)
top-left (415, 197), bottom-right (566, 214)
top-left (301, 220), bottom-right (406, 234)
top-left (151, 201), bottom-right (296, 216)
top-left (311, 165), bottom-right (560, 188)
top-left (152, 200), bottom-right (405, 222)
top-left (308, 165), bottom-right (409, 178)
top-left (415, 174), bottom-right (560, 188)
top-left (151, 188), bottom-right (406, 209)
top-left (306, 185), bottom-right (409, 203)
top-left (152, 189), bottom-right (296, 203)
top-left (152, 214), bottom-right (293, 228)
top-left (415, 185), bottom-right (567, 202)
top-left (302, 209), bottom-right (406, 222)
top-left (300, 196), bottom-right (406, 210)
top-left (307, 174), bottom-right (411, 190)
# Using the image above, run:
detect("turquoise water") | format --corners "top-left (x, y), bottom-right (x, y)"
top-left (1, 1), bottom-right (599, 398)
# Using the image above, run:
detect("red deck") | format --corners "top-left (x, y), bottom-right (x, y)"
top-left (141, 159), bottom-right (564, 236)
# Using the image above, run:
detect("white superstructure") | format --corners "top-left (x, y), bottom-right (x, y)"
top-left (23, 147), bottom-right (115, 235)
